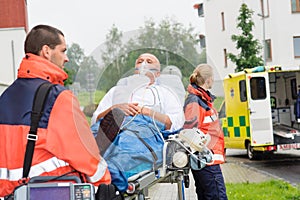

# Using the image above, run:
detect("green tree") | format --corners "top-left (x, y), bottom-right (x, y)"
top-left (63, 68), bottom-right (74, 86)
top-left (128, 18), bottom-right (201, 66)
top-left (76, 56), bottom-right (99, 89)
top-left (98, 18), bottom-right (202, 91)
top-left (101, 24), bottom-right (125, 77)
top-left (199, 48), bottom-right (207, 64)
top-left (228, 3), bottom-right (263, 72)
top-left (64, 43), bottom-right (85, 86)
top-left (97, 24), bottom-right (128, 91)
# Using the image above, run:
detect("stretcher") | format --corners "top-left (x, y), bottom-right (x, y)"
top-left (124, 135), bottom-right (190, 200)
top-left (123, 128), bottom-right (212, 200)
top-left (100, 72), bottom-right (211, 199)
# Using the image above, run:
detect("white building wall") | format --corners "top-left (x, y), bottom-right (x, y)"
top-left (0, 28), bottom-right (26, 94)
top-left (268, 1), bottom-right (300, 69)
top-left (203, 0), bottom-right (300, 86)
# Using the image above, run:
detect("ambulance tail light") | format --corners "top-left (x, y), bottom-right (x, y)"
top-left (266, 145), bottom-right (276, 151)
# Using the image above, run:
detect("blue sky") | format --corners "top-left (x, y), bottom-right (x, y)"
top-left (27, 0), bottom-right (204, 55)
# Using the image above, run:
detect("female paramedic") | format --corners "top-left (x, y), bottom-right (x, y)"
top-left (183, 64), bottom-right (228, 200)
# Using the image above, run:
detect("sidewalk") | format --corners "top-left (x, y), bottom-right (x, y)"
top-left (148, 160), bottom-right (274, 200)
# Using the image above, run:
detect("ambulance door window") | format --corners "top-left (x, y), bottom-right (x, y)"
top-left (239, 80), bottom-right (247, 102)
top-left (250, 77), bottom-right (267, 100)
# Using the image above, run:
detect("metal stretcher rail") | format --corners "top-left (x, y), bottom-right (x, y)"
top-left (125, 169), bottom-right (188, 200)
top-left (124, 135), bottom-right (193, 200)
top-left (123, 128), bottom-right (213, 200)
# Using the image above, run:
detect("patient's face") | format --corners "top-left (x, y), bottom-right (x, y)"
top-left (135, 53), bottom-right (161, 84)
top-left (135, 54), bottom-right (160, 73)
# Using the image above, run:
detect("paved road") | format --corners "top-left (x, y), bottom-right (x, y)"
top-left (226, 149), bottom-right (300, 186)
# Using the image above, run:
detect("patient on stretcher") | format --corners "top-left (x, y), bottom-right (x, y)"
top-left (90, 53), bottom-right (185, 191)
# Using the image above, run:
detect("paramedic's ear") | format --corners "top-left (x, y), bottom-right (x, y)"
top-left (39, 45), bottom-right (51, 60)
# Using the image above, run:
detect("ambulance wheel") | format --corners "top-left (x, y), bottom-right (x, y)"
top-left (246, 143), bottom-right (261, 160)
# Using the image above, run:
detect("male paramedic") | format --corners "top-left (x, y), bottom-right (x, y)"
top-left (0, 24), bottom-right (111, 197)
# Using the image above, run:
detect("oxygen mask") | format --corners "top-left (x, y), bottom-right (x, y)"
top-left (138, 61), bottom-right (158, 84)
top-left (139, 61), bottom-right (151, 75)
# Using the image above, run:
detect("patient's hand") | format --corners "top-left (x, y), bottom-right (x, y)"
top-left (113, 102), bottom-right (139, 116)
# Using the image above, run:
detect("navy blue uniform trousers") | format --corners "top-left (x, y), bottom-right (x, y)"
top-left (192, 164), bottom-right (228, 200)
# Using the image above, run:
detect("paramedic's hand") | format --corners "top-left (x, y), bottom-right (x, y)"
top-left (112, 103), bottom-right (139, 116)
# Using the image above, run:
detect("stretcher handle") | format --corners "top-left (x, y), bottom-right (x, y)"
top-left (28, 176), bottom-right (82, 183)
top-left (127, 182), bottom-right (140, 194)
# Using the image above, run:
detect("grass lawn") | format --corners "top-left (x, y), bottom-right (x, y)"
top-left (77, 90), bottom-right (106, 124)
top-left (77, 90), bottom-right (106, 107)
top-left (226, 180), bottom-right (300, 200)
top-left (214, 96), bottom-right (224, 110)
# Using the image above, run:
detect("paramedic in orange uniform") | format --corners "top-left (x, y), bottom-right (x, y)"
top-left (0, 25), bottom-right (111, 197)
top-left (183, 64), bottom-right (227, 200)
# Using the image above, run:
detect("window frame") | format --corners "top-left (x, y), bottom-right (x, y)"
top-left (293, 36), bottom-right (300, 58)
top-left (264, 39), bottom-right (272, 62)
top-left (221, 12), bottom-right (225, 31)
top-left (291, 0), bottom-right (300, 13)
top-left (260, 0), bottom-right (270, 17)
top-left (250, 77), bottom-right (267, 100)
top-left (223, 48), bottom-right (228, 68)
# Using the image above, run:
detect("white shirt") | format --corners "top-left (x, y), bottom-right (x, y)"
top-left (91, 76), bottom-right (185, 132)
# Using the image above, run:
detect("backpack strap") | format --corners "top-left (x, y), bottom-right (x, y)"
top-left (22, 82), bottom-right (53, 179)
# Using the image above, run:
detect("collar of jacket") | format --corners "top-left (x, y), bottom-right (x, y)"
top-left (17, 53), bottom-right (68, 86)
top-left (187, 83), bottom-right (216, 103)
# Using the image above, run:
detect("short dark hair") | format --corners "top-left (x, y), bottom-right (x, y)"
top-left (24, 24), bottom-right (64, 55)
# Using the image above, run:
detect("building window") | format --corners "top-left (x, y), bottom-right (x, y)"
top-left (260, 0), bottom-right (270, 17)
top-left (221, 12), bottom-right (225, 31)
top-left (199, 34), bottom-right (206, 48)
top-left (293, 36), bottom-right (300, 58)
top-left (224, 48), bottom-right (228, 68)
top-left (264, 39), bottom-right (272, 61)
top-left (291, 0), bottom-right (300, 12)
top-left (194, 3), bottom-right (204, 17)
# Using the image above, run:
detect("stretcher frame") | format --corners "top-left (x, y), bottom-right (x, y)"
top-left (124, 136), bottom-right (192, 200)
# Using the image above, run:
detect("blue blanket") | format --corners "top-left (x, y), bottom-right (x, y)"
top-left (102, 115), bottom-right (166, 192)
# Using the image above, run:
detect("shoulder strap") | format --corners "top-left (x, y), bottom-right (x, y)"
top-left (22, 82), bottom-right (53, 179)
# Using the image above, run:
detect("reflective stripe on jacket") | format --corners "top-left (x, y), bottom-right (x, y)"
top-left (183, 84), bottom-right (225, 165)
top-left (0, 54), bottom-right (111, 197)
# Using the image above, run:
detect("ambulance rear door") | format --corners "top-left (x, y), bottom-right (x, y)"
top-left (246, 72), bottom-right (274, 146)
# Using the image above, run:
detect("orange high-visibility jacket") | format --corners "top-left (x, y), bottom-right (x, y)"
top-left (0, 54), bottom-right (111, 197)
top-left (183, 84), bottom-right (225, 165)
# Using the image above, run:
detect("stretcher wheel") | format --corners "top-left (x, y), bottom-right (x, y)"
top-left (184, 175), bottom-right (189, 188)
top-left (137, 193), bottom-right (145, 200)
